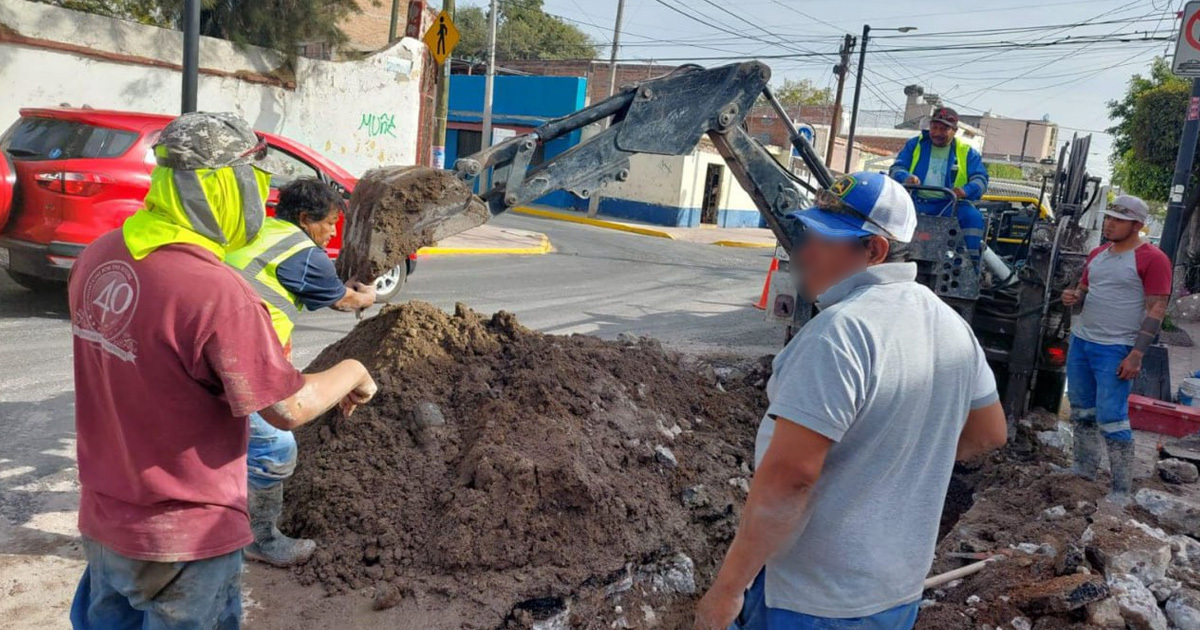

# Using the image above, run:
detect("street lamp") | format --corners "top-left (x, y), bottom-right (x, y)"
top-left (844, 24), bottom-right (917, 172)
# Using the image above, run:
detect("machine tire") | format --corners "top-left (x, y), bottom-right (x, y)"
top-left (6, 270), bottom-right (65, 294)
top-left (373, 263), bottom-right (408, 303)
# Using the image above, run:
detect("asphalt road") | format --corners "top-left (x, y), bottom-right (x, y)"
top-left (0, 213), bottom-right (779, 580)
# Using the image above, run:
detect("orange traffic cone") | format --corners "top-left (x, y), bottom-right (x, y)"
top-left (755, 258), bottom-right (779, 310)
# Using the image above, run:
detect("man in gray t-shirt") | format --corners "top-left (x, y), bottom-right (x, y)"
top-left (695, 172), bottom-right (1007, 630)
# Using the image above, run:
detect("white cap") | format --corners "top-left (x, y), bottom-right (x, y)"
top-left (1105, 195), bottom-right (1149, 223)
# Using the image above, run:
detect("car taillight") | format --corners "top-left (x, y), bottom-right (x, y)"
top-left (1045, 344), bottom-right (1068, 367)
top-left (35, 172), bottom-right (110, 197)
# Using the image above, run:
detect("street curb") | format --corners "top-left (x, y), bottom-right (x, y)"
top-left (419, 234), bottom-right (553, 256)
top-left (512, 206), bottom-right (676, 240)
top-left (713, 240), bottom-right (775, 249)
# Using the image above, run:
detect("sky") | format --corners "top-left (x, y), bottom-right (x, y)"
top-left (462, 0), bottom-right (1186, 181)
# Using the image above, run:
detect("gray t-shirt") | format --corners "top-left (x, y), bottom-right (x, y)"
top-left (1075, 242), bottom-right (1172, 347)
top-left (755, 262), bottom-right (998, 618)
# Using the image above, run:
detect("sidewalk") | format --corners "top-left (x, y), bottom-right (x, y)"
top-left (512, 206), bottom-right (777, 248)
top-left (419, 224), bottom-right (551, 256)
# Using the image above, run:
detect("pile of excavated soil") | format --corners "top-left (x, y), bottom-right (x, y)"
top-left (281, 302), bottom-right (769, 629)
top-left (336, 166), bottom-right (489, 282)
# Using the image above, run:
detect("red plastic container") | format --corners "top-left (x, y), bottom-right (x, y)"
top-left (1128, 394), bottom-right (1200, 438)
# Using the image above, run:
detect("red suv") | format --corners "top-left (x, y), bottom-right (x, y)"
top-left (0, 108), bottom-right (414, 300)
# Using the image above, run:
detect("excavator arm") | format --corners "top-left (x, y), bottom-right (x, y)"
top-left (454, 61), bottom-right (831, 251)
top-left (337, 61), bottom-right (833, 281)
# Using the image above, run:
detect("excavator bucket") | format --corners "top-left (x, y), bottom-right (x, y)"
top-left (337, 165), bottom-right (490, 283)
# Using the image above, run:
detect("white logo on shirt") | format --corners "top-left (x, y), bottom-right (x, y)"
top-left (73, 261), bottom-right (140, 362)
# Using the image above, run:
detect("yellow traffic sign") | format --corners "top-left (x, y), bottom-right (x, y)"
top-left (423, 11), bottom-right (460, 66)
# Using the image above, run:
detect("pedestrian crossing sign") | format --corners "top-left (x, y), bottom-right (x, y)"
top-left (423, 10), bottom-right (460, 66)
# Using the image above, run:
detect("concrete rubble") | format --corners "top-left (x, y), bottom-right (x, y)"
top-left (915, 437), bottom-right (1200, 630)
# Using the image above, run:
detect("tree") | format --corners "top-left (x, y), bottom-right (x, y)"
top-left (773, 78), bottom-right (833, 107)
top-left (455, 0), bottom-right (598, 62)
top-left (31, 0), bottom-right (372, 59)
top-left (1107, 58), bottom-right (1192, 202)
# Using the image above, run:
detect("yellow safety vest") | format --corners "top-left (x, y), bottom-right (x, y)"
top-left (910, 138), bottom-right (971, 189)
top-left (225, 217), bottom-right (315, 346)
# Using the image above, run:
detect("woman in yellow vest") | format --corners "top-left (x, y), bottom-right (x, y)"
top-left (225, 178), bottom-right (376, 567)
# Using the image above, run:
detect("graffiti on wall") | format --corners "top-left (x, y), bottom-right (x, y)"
top-left (359, 112), bottom-right (398, 138)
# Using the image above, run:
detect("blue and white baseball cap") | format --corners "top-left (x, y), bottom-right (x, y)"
top-left (791, 172), bottom-right (917, 243)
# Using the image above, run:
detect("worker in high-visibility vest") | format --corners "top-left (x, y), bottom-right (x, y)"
top-left (225, 177), bottom-right (376, 567)
top-left (889, 107), bottom-right (989, 267)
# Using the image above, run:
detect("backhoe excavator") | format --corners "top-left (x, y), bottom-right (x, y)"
top-left (337, 61), bottom-right (1123, 419)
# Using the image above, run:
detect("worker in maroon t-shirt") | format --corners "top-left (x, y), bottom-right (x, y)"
top-left (1062, 194), bottom-right (1171, 504)
top-left (68, 112), bottom-right (377, 629)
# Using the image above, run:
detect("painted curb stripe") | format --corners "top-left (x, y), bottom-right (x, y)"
top-left (511, 206), bottom-right (676, 240)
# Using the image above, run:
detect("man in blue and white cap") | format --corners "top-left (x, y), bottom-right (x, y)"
top-left (695, 171), bottom-right (1007, 630)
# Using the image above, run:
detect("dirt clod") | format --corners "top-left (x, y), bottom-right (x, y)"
top-left (282, 302), bottom-right (767, 628)
top-left (337, 166), bottom-right (489, 282)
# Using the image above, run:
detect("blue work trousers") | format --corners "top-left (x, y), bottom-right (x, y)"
top-left (729, 571), bottom-right (919, 630)
top-left (1067, 335), bottom-right (1135, 442)
top-left (70, 538), bottom-right (242, 630)
top-left (247, 412), bottom-right (298, 490)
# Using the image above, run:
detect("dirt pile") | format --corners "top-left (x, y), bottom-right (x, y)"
top-left (281, 302), bottom-right (769, 629)
top-left (336, 166), bottom-right (489, 282)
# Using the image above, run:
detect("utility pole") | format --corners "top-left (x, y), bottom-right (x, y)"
top-left (432, 0), bottom-right (455, 169)
top-left (844, 24), bottom-right (870, 173)
top-left (826, 34), bottom-right (854, 165)
top-left (181, 0), bottom-right (200, 113)
top-left (480, 0), bottom-right (498, 187)
top-left (607, 0), bottom-right (626, 97)
top-left (1019, 121), bottom-right (1031, 164)
top-left (1160, 78), bottom-right (1200, 264)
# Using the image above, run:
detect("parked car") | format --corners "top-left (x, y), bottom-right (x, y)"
top-left (0, 107), bottom-right (415, 301)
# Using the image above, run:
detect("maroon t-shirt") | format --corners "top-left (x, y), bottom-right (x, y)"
top-left (69, 231), bottom-right (305, 562)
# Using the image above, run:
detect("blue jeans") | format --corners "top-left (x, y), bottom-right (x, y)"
top-left (729, 571), bottom-right (919, 630)
top-left (1067, 335), bottom-right (1134, 442)
top-left (71, 538), bottom-right (242, 630)
top-left (915, 198), bottom-right (985, 266)
top-left (247, 412), bottom-right (297, 490)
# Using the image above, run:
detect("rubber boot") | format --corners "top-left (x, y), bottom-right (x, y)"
top-left (1105, 437), bottom-right (1135, 506)
top-left (244, 483), bottom-right (316, 567)
top-left (1071, 422), bottom-right (1101, 480)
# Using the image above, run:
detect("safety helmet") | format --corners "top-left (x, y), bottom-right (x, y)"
top-left (153, 112), bottom-right (267, 171)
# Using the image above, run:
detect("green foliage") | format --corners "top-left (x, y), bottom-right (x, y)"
top-left (31, 0), bottom-right (372, 58)
top-left (774, 78), bottom-right (833, 107)
top-left (1107, 58), bottom-right (1195, 201)
top-left (30, 0), bottom-right (169, 25)
top-left (455, 0), bottom-right (598, 62)
top-left (986, 162), bottom-right (1024, 180)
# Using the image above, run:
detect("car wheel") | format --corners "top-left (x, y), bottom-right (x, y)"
top-left (6, 270), bottom-right (65, 293)
top-left (373, 264), bottom-right (407, 303)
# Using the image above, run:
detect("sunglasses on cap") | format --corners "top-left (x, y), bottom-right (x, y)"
top-left (814, 188), bottom-right (897, 240)
top-left (239, 134), bottom-right (269, 162)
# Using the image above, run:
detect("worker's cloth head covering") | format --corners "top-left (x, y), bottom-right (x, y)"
top-left (790, 172), bottom-right (917, 243)
top-left (1104, 194), bottom-right (1150, 224)
top-left (123, 112), bottom-right (270, 260)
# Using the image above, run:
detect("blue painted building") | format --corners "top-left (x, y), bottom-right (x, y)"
top-left (446, 75), bottom-right (586, 207)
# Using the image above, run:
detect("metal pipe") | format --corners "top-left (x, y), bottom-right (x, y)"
top-left (181, 0), bottom-right (200, 114)
top-left (762, 86), bottom-right (834, 189)
top-left (844, 23), bottom-right (869, 173)
top-left (388, 0), bottom-right (401, 42)
top-left (480, 0), bottom-right (498, 187)
top-left (432, 0), bottom-right (455, 168)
